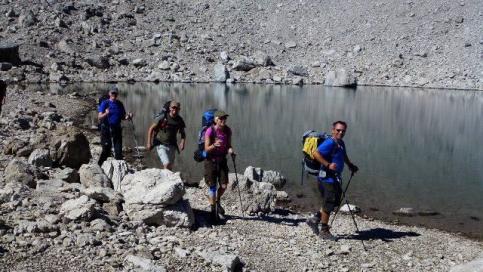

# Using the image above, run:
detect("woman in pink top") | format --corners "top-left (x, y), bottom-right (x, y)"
top-left (204, 110), bottom-right (235, 222)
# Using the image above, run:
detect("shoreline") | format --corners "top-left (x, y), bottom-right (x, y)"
top-left (4, 82), bottom-right (482, 242)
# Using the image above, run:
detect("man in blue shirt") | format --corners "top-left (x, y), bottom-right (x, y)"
top-left (307, 121), bottom-right (359, 240)
top-left (98, 86), bottom-right (133, 165)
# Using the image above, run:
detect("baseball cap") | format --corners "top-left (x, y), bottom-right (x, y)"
top-left (215, 110), bottom-right (229, 118)
top-left (109, 86), bottom-right (119, 94)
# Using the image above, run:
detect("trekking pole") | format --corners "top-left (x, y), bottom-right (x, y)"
top-left (231, 153), bottom-right (245, 217)
top-left (343, 198), bottom-right (367, 251)
top-left (129, 119), bottom-right (142, 159)
top-left (329, 172), bottom-right (367, 251)
top-left (300, 160), bottom-right (305, 185)
top-left (329, 171), bottom-right (355, 226)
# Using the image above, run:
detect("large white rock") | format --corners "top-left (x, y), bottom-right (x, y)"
top-left (243, 166), bottom-right (286, 189)
top-left (125, 199), bottom-right (194, 228)
top-left (213, 63), bottom-right (228, 82)
top-left (101, 159), bottom-right (128, 191)
top-left (121, 169), bottom-right (184, 206)
top-left (121, 169), bottom-right (194, 227)
top-left (339, 203), bottom-right (361, 214)
top-left (324, 68), bottom-right (357, 87)
top-left (59, 195), bottom-right (97, 221)
top-left (79, 163), bottom-right (112, 188)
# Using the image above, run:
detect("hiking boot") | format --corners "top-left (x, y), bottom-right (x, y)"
top-left (306, 216), bottom-right (320, 235)
top-left (319, 227), bottom-right (338, 241)
top-left (210, 205), bottom-right (218, 224)
top-left (216, 202), bottom-right (225, 216)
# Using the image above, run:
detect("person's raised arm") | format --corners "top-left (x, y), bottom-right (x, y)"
top-left (204, 127), bottom-right (217, 153)
top-left (146, 123), bottom-right (158, 150)
top-left (344, 152), bottom-right (359, 173)
top-left (179, 127), bottom-right (186, 151)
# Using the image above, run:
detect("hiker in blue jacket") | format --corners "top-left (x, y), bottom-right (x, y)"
top-left (306, 121), bottom-right (359, 240)
top-left (98, 86), bottom-right (133, 165)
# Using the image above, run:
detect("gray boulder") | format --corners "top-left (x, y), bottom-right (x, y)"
top-left (232, 57), bottom-right (256, 71)
top-left (81, 186), bottom-right (122, 203)
top-left (4, 159), bottom-right (36, 188)
top-left (28, 149), bottom-right (53, 167)
top-left (213, 63), bottom-right (228, 82)
top-left (253, 51), bottom-right (274, 67)
top-left (101, 159), bottom-right (128, 191)
top-left (133, 58), bottom-right (147, 67)
top-left (288, 65), bottom-right (309, 77)
top-left (0, 182), bottom-right (31, 204)
top-left (50, 127), bottom-right (91, 168)
top-left (79, 163), bottom-right (112, 188)
top-left (18, 10), bottom-right (38, 27)
top-left (324, 68), bottom-right (357, 87)
top-left (86, 55), bottom-right (110, 69)
top-left (243, 166), bottom-right (286, 189)
top-left (14, 220), bottom-right (58, 234)
top-left (59, 195), bottom-right (98, 221)
top-left (0, 43), bottom-right (21, 65)
top-left (52, 167), bottom-right (79, 183)
top-left (36, 179), bottom-right (67, 192)
top-left (244, 181), bottom-right (277, 215)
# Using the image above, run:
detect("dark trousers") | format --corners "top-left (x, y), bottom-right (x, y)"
top-left (98, 123), bottom-right (123, 166)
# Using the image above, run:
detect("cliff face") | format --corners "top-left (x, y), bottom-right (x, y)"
top-left (0, 0), bottom-right (481, 90)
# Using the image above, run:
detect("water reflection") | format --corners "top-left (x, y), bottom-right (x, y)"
top-left (47, 82), bottom-right (483, 237)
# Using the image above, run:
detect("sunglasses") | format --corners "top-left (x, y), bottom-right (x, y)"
top-left (218, 116), bottom-right (227, 120)
top-left (335, 129), bottom-right (346, 133)
top-left (170, 106), bottom-right (180, 110)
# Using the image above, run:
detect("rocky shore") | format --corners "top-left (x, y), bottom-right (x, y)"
top-left (1, 84), bottom-right (482, 271)
top-left (0, 0), bottom-right (482, 90)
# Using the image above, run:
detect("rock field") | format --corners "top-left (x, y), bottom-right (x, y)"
top-left (0, 81), bottom-right (482, 272)
top-left (0, 0), bottom-right (482, 90)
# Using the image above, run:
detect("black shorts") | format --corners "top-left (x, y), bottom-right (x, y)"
top-left (204, 158), bottom-right (229, 187)
top-left (318, 180), bottom-right (342, 213)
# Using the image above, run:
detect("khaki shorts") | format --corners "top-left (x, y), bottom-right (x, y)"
top-left (204, 158), bottom-right (229, 187)
top-left (156, 144), bottom-right (176, 166)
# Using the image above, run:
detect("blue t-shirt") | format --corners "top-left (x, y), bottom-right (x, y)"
top-left (98, 99), bottom-right (126, 126)
top-left (317, 137), bottom-right (346, 183)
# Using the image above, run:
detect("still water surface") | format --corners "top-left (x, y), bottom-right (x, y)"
top-left (76, 82), bottom-right (482, 238)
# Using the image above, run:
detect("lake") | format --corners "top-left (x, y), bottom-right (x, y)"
top-left (77, 82), bottom-right (482, 239)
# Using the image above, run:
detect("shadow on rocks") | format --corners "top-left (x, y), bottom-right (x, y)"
top-left (339, 227), bottom-right (420, 242)
top-left (191, 208), bottom-right (305, 230)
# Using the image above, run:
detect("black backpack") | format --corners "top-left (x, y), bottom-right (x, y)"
top-left (302, 130), bottom-right (331, 176)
